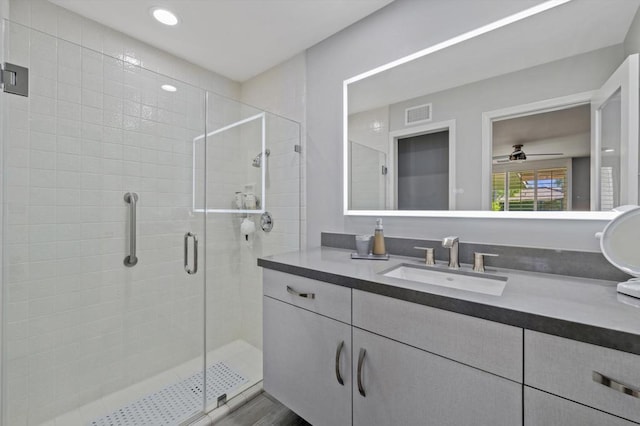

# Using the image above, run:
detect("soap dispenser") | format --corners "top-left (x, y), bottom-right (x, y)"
top-left (372, 218), bottom-right (386, 255)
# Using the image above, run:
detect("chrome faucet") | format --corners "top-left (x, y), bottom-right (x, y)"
top-left (442, 236), bottom-right (459, 269)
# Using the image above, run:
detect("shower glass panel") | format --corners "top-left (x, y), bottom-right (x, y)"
top-left (203, 94), bottom-right (301, 411)
top-left (1, 21), bottom-right (207, 426)
top-left (599, 89), bottom-right (622, 210)
top-left (349, 141), bottom-right (387, 210)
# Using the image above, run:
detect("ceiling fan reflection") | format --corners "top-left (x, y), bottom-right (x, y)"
top-left (493, 144), bottom-right (564, 163)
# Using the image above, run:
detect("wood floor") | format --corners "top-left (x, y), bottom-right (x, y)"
top-left (216, 393), bottom-right (311, 426)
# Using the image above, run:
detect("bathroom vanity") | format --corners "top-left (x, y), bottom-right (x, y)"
top-left (260, 247), bottom-right (640, 426)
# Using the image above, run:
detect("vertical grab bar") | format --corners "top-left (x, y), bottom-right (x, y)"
top-left (123, 192), bottom-right (139, 267)
top-left (184, 232), bottom-right (198, 275)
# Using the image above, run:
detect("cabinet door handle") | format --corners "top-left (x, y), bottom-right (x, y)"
top-left (357, 348), bottom-right (367, 397)
top-left (593, 371), bottom-right (640, 398)
top-left (335, 341), bottom-right (345, 385)
top-left (286, 286), bottom-right (315, 299)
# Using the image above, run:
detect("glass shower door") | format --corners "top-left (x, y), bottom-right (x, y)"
top-left (202, 94), bottom-right (301, 412)
top-left (1, 22), bottom-right (208, 426)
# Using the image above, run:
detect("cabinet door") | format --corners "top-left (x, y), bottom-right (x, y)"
top-left (525, 387), bottom-right (636, 426)
top-left (352, 328), bottom-right (522, 426)
top-left (353, 289), bottom-right (523, 381)
top-left (263, 296), bottom-right (352, 426)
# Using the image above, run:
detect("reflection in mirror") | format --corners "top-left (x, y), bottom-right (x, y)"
top-left (349, 141), bottom-right (386, 209)
top-left (599, 90), bottom-right (623, 210)
top-left (490, 104), bottom-right (590, 212)
top-left (345, 0), bottom-right (640, 217)
top-left (397, 129), bottom-right (449, 210)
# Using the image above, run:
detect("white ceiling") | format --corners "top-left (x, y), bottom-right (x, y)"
top-left (349, 0), bottom-right (640, 113)
top-left (493, 105), bottom-right (590, 150)
top-left (492, 105), bottom-right (591, 161)
top-left (49, 0), bottom-right (394, 82)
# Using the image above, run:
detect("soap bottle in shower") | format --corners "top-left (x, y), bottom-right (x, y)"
top-left (372, 218), bottom-right (386, 255)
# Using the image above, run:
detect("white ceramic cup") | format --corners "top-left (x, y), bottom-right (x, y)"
top-left (355, 235), bottom-right (372, 256)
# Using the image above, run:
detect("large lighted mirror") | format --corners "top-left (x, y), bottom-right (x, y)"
top-left (344, 0), bottom-right (640, 218)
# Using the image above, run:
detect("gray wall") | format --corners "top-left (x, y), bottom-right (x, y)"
top-left (624, 6), bottom-right (640, 56)
top-left (306, 0), bottom-right (620, 251)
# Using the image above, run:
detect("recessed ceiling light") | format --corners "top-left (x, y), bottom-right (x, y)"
top-left (151, 8), bottom-right (179, 26)
top-left (161, 84), bottom-right (177, 92)
top-left (602, 148), bottom-right (615, 153)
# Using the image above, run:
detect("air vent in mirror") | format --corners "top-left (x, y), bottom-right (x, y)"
top-left (405, 103), bottom-right (432, 125)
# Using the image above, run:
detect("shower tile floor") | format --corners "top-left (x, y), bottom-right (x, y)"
top-left (37, 340), bottom-right (262, 426)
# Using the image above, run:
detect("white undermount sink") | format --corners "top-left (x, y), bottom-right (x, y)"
top-left (381, 264), bottom-right (507, 296)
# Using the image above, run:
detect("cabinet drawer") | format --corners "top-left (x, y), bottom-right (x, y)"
top-left (525, 330), bottom-right (640, 423)
top-left (263, 269), bottom-right (351, 323)
top-left (353, 290), bottom-right (523, 381)
top-left (525, 387), bottom-right (636, 426)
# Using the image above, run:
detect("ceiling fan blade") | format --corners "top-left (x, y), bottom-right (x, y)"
top-left (526, 153), bottom-right (564, 156)
top-left (492, 154), bottom-right (510, 159)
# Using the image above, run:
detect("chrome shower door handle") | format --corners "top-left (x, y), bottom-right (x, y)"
top-left (184, 232), bottom-right (198, 275)
top-left (123, 192), bottom-right (138, 267)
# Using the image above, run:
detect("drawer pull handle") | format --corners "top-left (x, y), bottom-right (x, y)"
top-left (286, 286), bottom-right (315, 299)
top-left (335, 341), bottom-right (345, 385)
top-left (357, 348), bottom-right (367, 397)
top-left (593, 371), bottom-right (640, 398)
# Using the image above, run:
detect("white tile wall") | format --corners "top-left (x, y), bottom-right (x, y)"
top-left (2, 19), bottom-right (216, 426)
top-left (240, 53), bottom-right (306, 248)
top-left (239, 114), bottom-right (300, 349)
top-left (234, 59), bottom-right (305, 351)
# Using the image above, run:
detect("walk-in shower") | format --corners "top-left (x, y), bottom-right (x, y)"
top-left (0, 19), bottom-right (301, 426)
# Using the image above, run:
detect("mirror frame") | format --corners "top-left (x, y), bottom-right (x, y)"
top-left (343, 0), bottom-right (622, 220)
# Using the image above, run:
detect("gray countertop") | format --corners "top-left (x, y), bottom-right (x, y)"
top-left (258, 247), bottom-right (640, 356)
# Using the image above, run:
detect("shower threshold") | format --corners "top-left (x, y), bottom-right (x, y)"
top-left (38, 340), bottom-right (262, 426)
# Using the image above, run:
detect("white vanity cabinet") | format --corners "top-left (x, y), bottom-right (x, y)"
top-left (262, 270), bottom-right (352, 426)
top-left (352, 327), bottom-right (522, 426)
top-left (352, 290), bottom-right (523, 426)
top-left (263, 267), bottom-right (640, 426)
top-left (352, 290), bottom-right (523, 381)
top-left (524, 387), bottom-right (637, 426)
top-left (525, 330), bottom-right (640, 424)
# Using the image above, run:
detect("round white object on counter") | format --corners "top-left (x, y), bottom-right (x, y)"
top-left (600, 206), bottom-right (640, 277)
